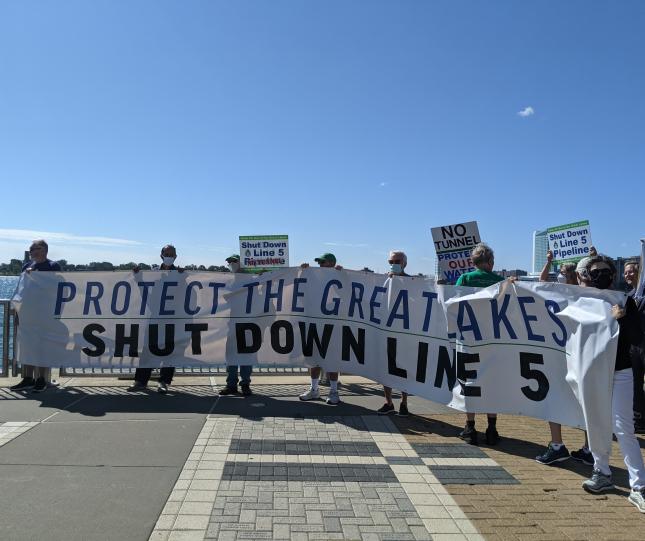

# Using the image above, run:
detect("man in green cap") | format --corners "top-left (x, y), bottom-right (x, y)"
top-left (220, 254), bottom-right (253, 396)
top-left (299, 253), bottom-right (343, 405)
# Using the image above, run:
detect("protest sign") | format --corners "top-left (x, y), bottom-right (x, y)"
top-left (431, 221), bottom-right (481, 283)
top-left (638, 239), bottom-right (645, 298)
top-left (239, 235), bottom-right (289, 272)
top-left (547, 220), bottom-right (592, 264)
top-left (12, 269), bottom-right (622, 430)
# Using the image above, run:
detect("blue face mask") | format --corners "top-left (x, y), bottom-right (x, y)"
top-left (389, 263), bottom-right (403, 274)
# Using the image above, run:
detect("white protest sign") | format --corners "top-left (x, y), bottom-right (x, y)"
top-left (239, 235), bottom-right (289, 272)
top-left (12, 269), bottom-right (622, 430)
top-left (431, 221), bottom-right (480, 283)
top-left (547, 220), bottom-right (592, 264)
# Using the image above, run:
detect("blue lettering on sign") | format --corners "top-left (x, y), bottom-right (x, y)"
top-left (264, 279), bottom-right (285, 313)
top-left (111, 281), bottom-right (132, 316)
top-left (386, 289), bottom-right (410, 329)
top-left (456, 301), bottom-right (482, 341)
top-left (243, 282), bottom-right (260, 314)
top-left (321, 279), bottom-right (342, 316)
top-left (291, 278), bottom-right (307, 313)
top-left (83, 282), bottom-right (104, 315)
top-left (159, 281), bottom-right (178, 316)
top-left (422, 291), bottom-right (438, 332)
top-left (348, 282), bottom-right (365, 319)
top-left (490, 294), bottom-right (518, 339)
top-left (137, 282), bottom-right (155, 315)
top-left (545, 300), bottom-right (567, 347)
top-left (184, 281), bottom-right (203, 316)
top-left (369, 286), bottom-right (387, 324)
top-left (517, 296), bottom-right (545, 342)
top-left (208, 282), bottom-right (225, 314)
top-left (54, 282), bottom-right (76, 315)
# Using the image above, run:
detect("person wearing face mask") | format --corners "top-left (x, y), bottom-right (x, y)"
top-left (10, 239), bottom-right (62, 393)
top-left (220, 254), bottom-right (254, 396)
top-left (298, 253), bottom-right (344, 405)
top-left (127, 245), bottom-right (181, 394)
top-left (576, 255), bottom-right (645, 512)
top-left (455, 243), bottom-right (504, 445)
top-left (535, 252), bottom-right (592, 465)
top-left (377, 250), bottom-right (411, 417)
top-left (624, 261), bottom-right (645, 434)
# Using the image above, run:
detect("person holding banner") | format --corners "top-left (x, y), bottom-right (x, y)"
top-left (455, 243), bottom-right (503, 445)
top-left (220, 254), bottom-right (254, 396)
top-left (536, 251), bottom-right (592, 465)
top-left (10, 239), bottom-right (61, 393)
top-left (377, 250), bottom-right (411, 417)
top-left (625, 261), bottom-right (645, 434)
top-left (127, 245), bottom-right (181, 394)
top-left (299, 253), bottom-right (343, 405)
top-left (576, 255), bottom-right (645, 512)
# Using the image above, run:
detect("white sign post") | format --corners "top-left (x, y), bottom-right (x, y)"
top-left (547, 220), bottom-right (592, 265)
top-left (239, 235), bottom-right (289, 272)
top-left (431, 221), bottom-right (481, 283)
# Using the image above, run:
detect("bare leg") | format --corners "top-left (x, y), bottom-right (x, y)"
top-left (310, 367), bottom-right (321, 380)
top-left (401, 391), bottom-right (408, 405)
top-left (383, 386), bottom-right (393, 405)
top-left (549, 422), bottom-right (563, 444)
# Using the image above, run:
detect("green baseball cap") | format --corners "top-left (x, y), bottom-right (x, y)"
top-left (226, 254), bottom-right (240, 262)
top-left (314, 253), bottom-right (337, 265)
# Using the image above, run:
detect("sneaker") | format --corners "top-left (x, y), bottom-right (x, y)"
top-left (10, 377), bottom-right (35, 391)
top-left (157, 382), bottom-right (168, 394)
top-left (582, 469), bottom-right (614, 493)
top-left (219, 386), bottom-right (239, 396)
top-left (628, 489), bottom-right (645, 513)
top-left (127, 381), bottom-right (147, 392)
top-left (326, 390), bottom-right (340, 405)
top-left (397, 403), bottom-right (409, 417)
top-left (377, 403), bottom-right (395, 415)
top-left (31, 377), bottom-right (48, 393)
top-left (536, 443), bottom-right (570, 465)
top-left (459, 424), bottom-right (478, 445)
top-left (299, 387), bottom-right (320, 401)
top-left (485, 427), bottom-right (500, 446)
top-left (571, 447), bottom-right (594, 466)
top-left (241, 384), bottom-right (252, 396)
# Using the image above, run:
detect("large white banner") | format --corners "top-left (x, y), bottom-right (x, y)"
top-left (12, 269), bottom-right (624, 429)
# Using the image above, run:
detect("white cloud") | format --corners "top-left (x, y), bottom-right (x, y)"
top-left (517, 106), bottom-right (535, 117)
top-left (0, 228), bottom-right (142, 247)
top-left (379, 182), bottom-right (388, 187)
top-left (324, 242), bottom-right (369, 248)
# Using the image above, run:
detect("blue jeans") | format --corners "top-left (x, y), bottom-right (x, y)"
top-left (226, 365), bottom-right (252, 389)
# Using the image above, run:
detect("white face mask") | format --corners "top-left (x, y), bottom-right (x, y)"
top-left (162, 256), bottom-right (176, 266)
top-left (556, 274), bottom-right (567, 283)
top-left (228, 262), bottom-right (240, 273)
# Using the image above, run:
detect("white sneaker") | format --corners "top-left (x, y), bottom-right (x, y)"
top-left (299, 387), bottom-right (320, 401)
top-left (326, 390), bottom-right (340, 405)
top-left (157, 382), bottom-right (168, 394)
top-left (628, 489), bottom-right (645, 513)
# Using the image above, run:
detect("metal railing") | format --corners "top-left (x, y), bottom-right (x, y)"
top-left (0, 300), bottom-right (17, 377)
top-left (0, 299), bottom-right (306, 378)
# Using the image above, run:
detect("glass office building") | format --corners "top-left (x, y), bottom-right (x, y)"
top-left (532, 229), bottom-right (548, 275)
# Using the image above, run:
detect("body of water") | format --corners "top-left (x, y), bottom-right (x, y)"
top-left (0, 276), bottom-right (20, 300)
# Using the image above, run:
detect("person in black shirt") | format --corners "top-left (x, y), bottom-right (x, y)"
top-left (127, 245), bottom-right (180, 394)
top-left (11, 239), bottom-right (61, 392)
top-left (624, 261), bottom-right (645, 433)
top-left (578, 255), bottom-right (645, 513)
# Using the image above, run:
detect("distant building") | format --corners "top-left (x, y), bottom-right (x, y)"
top-left (532, 229), bottom-right (548, 275)
top-left (498, 269), bottom-right (528, 279)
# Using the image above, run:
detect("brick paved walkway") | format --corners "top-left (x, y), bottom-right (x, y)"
top-left (397, 414), bottom-right (645, 541)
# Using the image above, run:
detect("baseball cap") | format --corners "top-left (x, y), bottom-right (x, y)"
top-left (314, 253), bottom-right (337, 265)
top-left (226, 254), bottom-right (240, 263)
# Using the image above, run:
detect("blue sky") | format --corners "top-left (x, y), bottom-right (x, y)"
top-left (1, 1), bottom-right (644, 274)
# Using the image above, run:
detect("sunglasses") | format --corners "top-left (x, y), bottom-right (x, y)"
top-left (589, 268), bottom-right (612, 280)
top-left (388, 259), bottom-right (402, 264)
